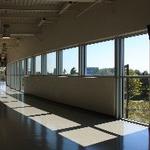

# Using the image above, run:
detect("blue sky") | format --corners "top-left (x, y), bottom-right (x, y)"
top-left (40, 33), bottom-right (149, 74)
top-left (61, 33), bottom-right (149, 74)
top-left (63, 47), bottom-right (78, 73)
top-left (125, 34), bottom-right (149, 73)
top-left (47, 52), bottom-right (56, 73)
top-left (35, 56), bottom-right (41, 72)
top-left (87, 40), bottom-right (114, 69)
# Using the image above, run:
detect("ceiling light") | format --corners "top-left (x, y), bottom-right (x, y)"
top-left (38, 18), bottom-right (46, 27)
top-left (2, 24), bottom-right (10, 39)
top-left (2, 35), bottom-right (10, 40)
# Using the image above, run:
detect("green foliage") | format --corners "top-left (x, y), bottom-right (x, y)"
top-left (140, 71), bottom-right (150, 100)
top-left (127, 69), bottom-right (142, 100)
top-left (126, 69), bottom-right (150, 100)
top-left (124, 100), bottom-right (150, 124)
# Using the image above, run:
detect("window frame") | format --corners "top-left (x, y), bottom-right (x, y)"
top-left (61, 46), bottom-right (79, 76)
top-left (85, 39), bottom-right (115, 77)
top-left (46, 51), bottom-right (57, 75)
top-left (35, 55), bottom-right (42, 75)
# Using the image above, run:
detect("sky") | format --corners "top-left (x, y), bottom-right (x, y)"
top-left (124, 34), bottom-right (149, 73)
top-left (87, 40), bottom-right (114, 69)
top-left (35, 56), bottom-right (41, 72)
top-left (47, 52), bottom-right (56, 73)
top-left (36, 33), bottom-right (149, 74)
top-left (63, 47), bottom-right (78, 74)
top-left (61, 33), bottom-right (149, 74)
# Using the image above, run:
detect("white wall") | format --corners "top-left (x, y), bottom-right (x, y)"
top-left (24, 76), bottom-right (116, 116)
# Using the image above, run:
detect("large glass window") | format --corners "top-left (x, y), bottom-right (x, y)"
top-left (47, 52), bottom-right (56, 75)
top-left (20, 60), bottom-right (25, 91)
top-left (20, 60), bottom-right (24, 75)
top-left (86, 40), bottom-right (114, 76)
top-left (62, 47), bottom-right (79, 75)
top-left (27, 58), bottom-right (31, 75)
top-left (35, 55), bottom-right (41, 75)
top-left (124, 34), bottom-right (149, 75)
top-left (123, 33), bottom-right (150, 124)
top-left (16, 61), bottom-right (20, 90)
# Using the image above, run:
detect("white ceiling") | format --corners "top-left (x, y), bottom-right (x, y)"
top-left (0, 0), bottom-right (114, 35)
top-left (0, 0), bottom-right (115, 55)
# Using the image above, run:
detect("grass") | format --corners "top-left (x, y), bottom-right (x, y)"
top-left (124, 100), bottom-right (150, 124)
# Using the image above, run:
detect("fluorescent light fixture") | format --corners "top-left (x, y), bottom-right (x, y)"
top-left (2, 36), bottom-right (11, 39)
top-left (2, 24), bottom-right (11, 39)
top-left (2, 33), bottom-right (11, 39)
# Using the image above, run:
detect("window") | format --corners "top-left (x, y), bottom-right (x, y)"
top-left (86, 40), bottom-right (114, 76)
top-left (124, 33), bottom-right (149, 75)
top-left (16, 61), bottom-right (20, 90)
top-left (21, 60), bottom-right (24, 75)
top-left (123, 33), bottom-right (150, 124)
top-left (35, 55), bottom-right (41, 74)
top-left (20, 60), bottom-right (25, 91)
top-left (27, 58), bottom-right (31, 75)
top-left (47, 52), bottom-right (56, 75)
top-left (62, 47), bottom-right (79, 75)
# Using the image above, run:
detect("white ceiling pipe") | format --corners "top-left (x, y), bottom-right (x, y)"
top-left (58, 1), bottom-right (73, 15)
top-left (77, 0), bottom-right (104, 17)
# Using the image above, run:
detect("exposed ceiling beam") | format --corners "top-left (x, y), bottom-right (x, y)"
top-left (11, 34), bottom-right (35, 37)
top-left (0, 5), bottom-right (59, 11)
top-left (45, 0), bottom-right (96, 1)
top-left (0, 9), bottom-right (58, 13)
top-left (0, 13), bottom-right (58, 18)
top-left (0, 1), bottom-right (97, 10)
top-left (0, 33), bottom-right (35, 37)
top-left (43, 0), bottom-right (97, 2)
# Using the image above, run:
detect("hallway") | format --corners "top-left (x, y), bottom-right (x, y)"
top-left (0, 82), bottom-right (149, 150)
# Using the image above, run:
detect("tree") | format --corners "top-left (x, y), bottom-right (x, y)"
top-left (134, 69), bottom-right (141, 75)
top-left (70, 67), bottom-right (77, 74)
top-left (140, 71), bottom-right (150, 100)
top-left (125, 69), bottom-right (142, 118)
top-left (127, 69), bottom-right (142, 100)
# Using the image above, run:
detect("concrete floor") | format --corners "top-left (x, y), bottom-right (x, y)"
top-left (0, 82), bottom-right (149, 150)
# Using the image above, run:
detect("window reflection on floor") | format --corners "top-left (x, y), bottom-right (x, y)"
top-left (0, 84), bottom-right (149, 148)
top-left (95, 120), bottom-right (148, 136)
top-left (60, 127), bottom-right (116, 147)
top-left (30, 114), bottom-right (81, 131)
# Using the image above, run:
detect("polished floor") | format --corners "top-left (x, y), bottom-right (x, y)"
top-left (0, 82), bottom-right (149, 150)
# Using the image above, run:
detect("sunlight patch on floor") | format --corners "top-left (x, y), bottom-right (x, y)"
top-left (95, 120), bottom-right (148, 136)
top-left (4, 101), bottom-right (30, 108)
top-left (59, 127), bottom-right (116, 147)
top-left (15, 107), bottom-right (48, 116)
top-left (30, 114), bottom-right (81, 131)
